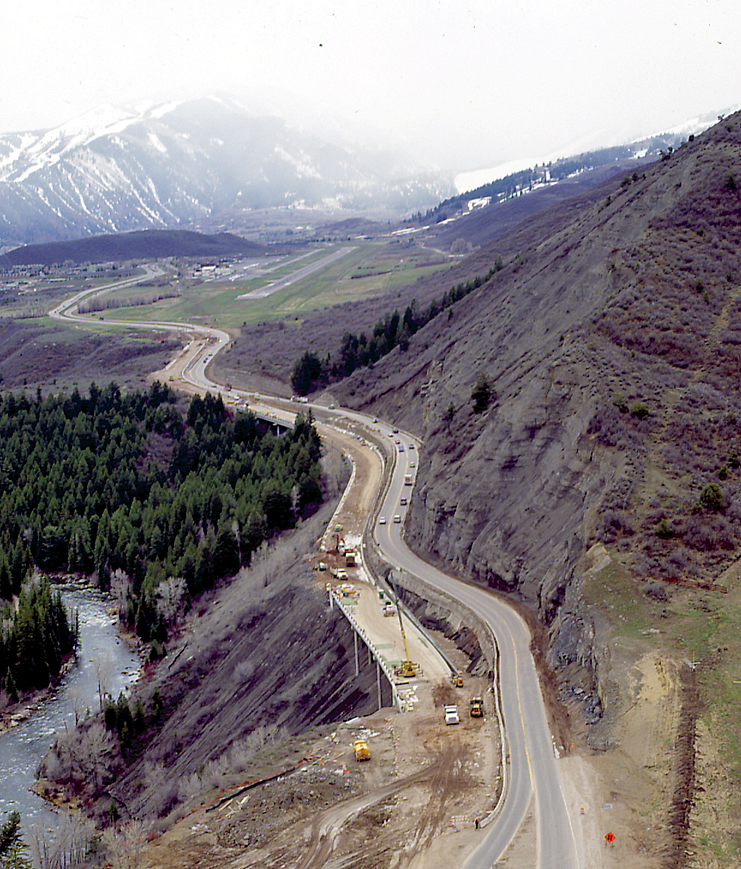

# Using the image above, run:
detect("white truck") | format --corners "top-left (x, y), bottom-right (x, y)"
top-left (444, 705), bottom-right (460, 725)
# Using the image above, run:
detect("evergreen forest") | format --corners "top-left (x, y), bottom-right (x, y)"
top-left (291, 264), bottom-right (502, 395)
top-left (0, 382), bottom-right (324, 676)
top-left (1, 577), bottom-right (78, 697)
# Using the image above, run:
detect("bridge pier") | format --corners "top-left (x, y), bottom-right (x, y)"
top-left (328, 585), bottom-right (400, 711)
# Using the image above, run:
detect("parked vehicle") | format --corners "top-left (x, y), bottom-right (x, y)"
top-left (470, 696), bottom-right (484, 717)
top-left (353, 739), bottom-right (370, 760)
top-left (444, 705), bottom-right (460, 725)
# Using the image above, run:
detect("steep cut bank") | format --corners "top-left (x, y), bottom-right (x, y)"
top-left (335, 109), bottom-right (741, 659)
top-left (329, 111), bottom-right (741, 864)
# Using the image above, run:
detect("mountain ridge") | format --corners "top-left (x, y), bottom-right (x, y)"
top-left (0, 229), bottom-right (270, 267)
top-left (0, 96), bottom-right (454, 250)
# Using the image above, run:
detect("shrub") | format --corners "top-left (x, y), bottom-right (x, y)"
top-left (643, 581), bottom-right (668, 602)
top-left (656, 518), bottom-right (674, 539)
top-left (696, 482), bottom-right (725, 511)
top-left (612, 392), bottom-right (628, 413)
top-left (471, 373), bottom-right (494, 413)
top-left (629, 401), bottom-right (649, 419)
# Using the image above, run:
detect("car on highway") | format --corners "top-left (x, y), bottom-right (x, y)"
top-left (399, 445), bottom-right (404, 452)
top-left (409, 443), bottom-right (414, 449)
top-left (393, 515), bottom-right (401, 524)
top-left (400, 497), bottom-right (407, 506)
top-left (379, 516), bottom-right (386, 524)
top-left (410, 462), bottom-right (416, 468)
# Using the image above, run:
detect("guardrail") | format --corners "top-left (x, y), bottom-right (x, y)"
top-left (328, 587), bottom-right (402, 711)
top-left (363, 501), bottom-right (510, 831)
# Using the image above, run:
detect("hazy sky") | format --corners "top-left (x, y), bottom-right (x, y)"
top-left (2, 0), bottom-right (739, 172)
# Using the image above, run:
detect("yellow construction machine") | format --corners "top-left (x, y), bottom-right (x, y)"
top-left (470, 696), bottom-right (484, 717)
top-left (353, 739), bottom-right (371, 761)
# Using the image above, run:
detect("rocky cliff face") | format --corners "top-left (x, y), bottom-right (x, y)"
top-left (333, 111), bottom-right (741, 727)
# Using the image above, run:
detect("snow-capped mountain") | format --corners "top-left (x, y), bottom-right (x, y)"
top-left (0, 96), bottom-right (454, 248)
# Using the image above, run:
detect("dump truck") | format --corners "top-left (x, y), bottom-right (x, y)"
top-left (383, 601), bottom-right (395, 616)
top-left (444, 705), bottom-right (460, 725)
top-left (353, 739), bottom-right (370, 761)
top-left (345, 548), bottom-right (356, 567)
top-left (470, 696), bottom-right (484, 717)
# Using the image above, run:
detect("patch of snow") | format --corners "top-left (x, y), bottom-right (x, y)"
top-left (274, 145), bottom-right (321, 178)
top-left (148, 132), bottom-right (168, 154)
top-left (455, 157), bottom-right (542, 194)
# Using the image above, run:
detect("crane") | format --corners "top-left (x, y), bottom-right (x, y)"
top-left (388, 574), bottom-right (422, 679)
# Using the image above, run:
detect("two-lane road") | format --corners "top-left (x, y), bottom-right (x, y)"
top-left (50, 279), bottom-right (580, 867)
top-left (375, 421), bottom-right (579, 869)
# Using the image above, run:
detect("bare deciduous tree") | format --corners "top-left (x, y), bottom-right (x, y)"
top-left (155, 576), bottom-right (186, 625)
top-left (93, 653), bottom-right (115, 712)
top-left (27, 813), bottom-right (94, 869)
top-left (68, 686), bottom-right (87, 727)
top-left (101, 819), bottom-right (149, 869)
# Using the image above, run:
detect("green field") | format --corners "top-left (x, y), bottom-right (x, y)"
top-left (80, 242), bottom-right (454, 331)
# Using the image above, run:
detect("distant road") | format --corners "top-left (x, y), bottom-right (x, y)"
top-left (50, 263), bottom-right (232, 398)
top-left (49, 264), bottom-right (163, 322)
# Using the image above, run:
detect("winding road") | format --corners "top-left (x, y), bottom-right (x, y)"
top-left (51, 278), bottom-right (580, 869)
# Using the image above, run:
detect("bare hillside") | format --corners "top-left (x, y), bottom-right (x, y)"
top-left (332, 112), bottom-right (741, 606)
top-left (323, 112), bottom-right (741, 863)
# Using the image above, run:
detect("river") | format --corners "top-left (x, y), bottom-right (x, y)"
top-left (0, 582), bottom-right (141, 830)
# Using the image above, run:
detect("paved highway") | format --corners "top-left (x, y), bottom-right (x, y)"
top-left (50, 265), bottom-right (233, 398)
top-left (51, 282), bottom-right (579, 868)
top-left (49, 264), bottom-right (163, 321)
top-left (341, 413), bottom-right (580, 869)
